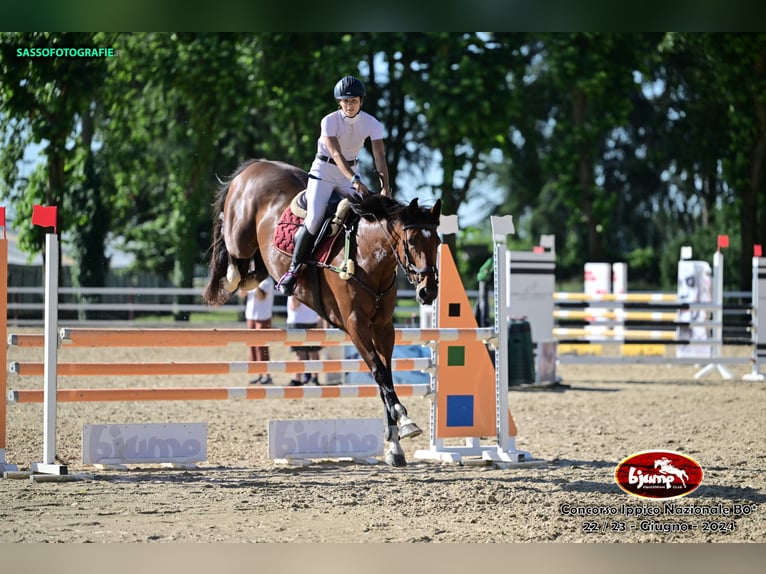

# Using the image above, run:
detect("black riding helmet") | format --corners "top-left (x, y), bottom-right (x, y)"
top-left (333, 76), bottom-right (366, 100)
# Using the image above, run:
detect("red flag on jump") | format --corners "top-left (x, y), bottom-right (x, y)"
top-left (32, 205), bottom-right (57, 232)
top-left (717, 235), bottom-right (729, 249)
top-left (755, 245), bottom-right (763, 257)
top-left (0, 206), bottom-right (5, 239)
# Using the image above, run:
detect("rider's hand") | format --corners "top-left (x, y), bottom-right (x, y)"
top-left (353, 180), bottom-right (369, 197)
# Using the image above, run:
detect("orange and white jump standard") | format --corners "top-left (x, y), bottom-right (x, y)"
top-left (0, 227), bottom-right (17, 474)
top-left (33, 223), bottom-right (68, 475)
top-left (414, 215), bottom-right (540, 467)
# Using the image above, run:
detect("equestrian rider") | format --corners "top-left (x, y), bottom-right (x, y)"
top-left (277, 75), bottom-right (391, 296)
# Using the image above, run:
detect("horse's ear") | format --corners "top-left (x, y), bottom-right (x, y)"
top-left (407, 198), bottom-right (419, 215)
top-left (430, 199), bottom-right (442, 217)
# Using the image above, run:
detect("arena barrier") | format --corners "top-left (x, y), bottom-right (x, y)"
top-left (744, 254), bottom-right (766, 381)
top-left (546, 246), bottom-right (759, 379)
top-left (4, 211), bottom-right (538, 473)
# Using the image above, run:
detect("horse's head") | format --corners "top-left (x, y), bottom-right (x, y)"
top-left (400, 198), bottom-right (442, 305)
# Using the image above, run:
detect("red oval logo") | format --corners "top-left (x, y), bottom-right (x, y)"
top-left (614, 450), bottom-right (703, 499)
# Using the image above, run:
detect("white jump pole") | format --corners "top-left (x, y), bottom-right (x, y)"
top-left (695, 238), bottom-right (733, 380)
top-left (483, 214), bottom-right (534, 464)
top-left (30, 231), bottom-right (67, 475)
top-left (743, 251), bottom-right (765, 381)
top-left (491, 215), bottom-right (513, 455)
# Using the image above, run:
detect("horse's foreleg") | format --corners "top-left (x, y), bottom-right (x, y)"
top-left (348, 323), bottom-right (422, 467)
top-left (392, 403), bottom-right (422, 439)
top-left (374, 361), bottom-right (422, 441)
top-left (373, 372), bottom-right (422, 469)
top-left (381, 396), bottom-right (423, 467)
top-left (384, 409), bottom-right (406, 467)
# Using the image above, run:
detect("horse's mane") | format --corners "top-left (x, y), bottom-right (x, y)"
top-left (349, 194), bottom-right (440, 230)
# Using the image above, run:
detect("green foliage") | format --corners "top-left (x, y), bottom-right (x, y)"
top-left (624, 247), bottom-right (659, 290)
top-left (1, 32), bottom-right (764, 298)
top-left (660, 229), bottom-right (742, 291)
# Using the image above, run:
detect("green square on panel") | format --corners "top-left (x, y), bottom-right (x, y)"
top-left (447, 345), bottom-right (465, 366)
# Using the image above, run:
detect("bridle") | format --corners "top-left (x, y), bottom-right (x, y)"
top-left (395, 223), bottom-right (440, 287)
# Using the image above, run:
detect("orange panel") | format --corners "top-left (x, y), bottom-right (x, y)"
top-left (435, 245), bottom-right (497, 438)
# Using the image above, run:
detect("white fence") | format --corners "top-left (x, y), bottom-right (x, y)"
top-left (6, 286), bottom-right (463, 326)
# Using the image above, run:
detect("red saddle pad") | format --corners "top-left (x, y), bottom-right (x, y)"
top-left (273, 206), bottom-right (338, 263)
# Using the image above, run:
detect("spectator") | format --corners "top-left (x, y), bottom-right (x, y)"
top-left (286, 296), bottom-right (321, 386)
top-left (241, 277), bottom-right (275, 385)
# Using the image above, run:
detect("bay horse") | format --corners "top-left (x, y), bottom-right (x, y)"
top-left (203, 159), bottom-right (442, 466)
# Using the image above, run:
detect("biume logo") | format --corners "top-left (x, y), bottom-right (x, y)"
top-left (82, 423), bottom-right (206, 465)
top-left (614, 450), bottom-right (703, 499)
top-left (268, 418), bottom-right (384, 459)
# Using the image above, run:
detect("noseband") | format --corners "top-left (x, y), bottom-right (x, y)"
top-left (398, 223), bottom-right (439, 287)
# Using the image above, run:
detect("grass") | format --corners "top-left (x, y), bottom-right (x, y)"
top-left (133, 311), bottom-right (241, 324)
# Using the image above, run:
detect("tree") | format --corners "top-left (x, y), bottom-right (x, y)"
top-left (0, 32), bottom-right (113, 312)
top-left (657, 33), bottom-right (766, 289)
top-left (394, 33), bottom-right (524, 254)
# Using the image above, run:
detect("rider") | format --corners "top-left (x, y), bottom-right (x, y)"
top-left (277, 75), bottom-right (391, 296)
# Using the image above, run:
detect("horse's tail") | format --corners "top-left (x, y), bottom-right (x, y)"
top-left (202, 176), bottom-right (232, 306)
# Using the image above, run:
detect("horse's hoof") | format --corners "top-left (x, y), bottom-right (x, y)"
top-left (225, 266), bottom-right (241, 291)
top-left (398, 422), bottom-right (423, 440)
top-left (385, 453), bottom-right (407, 467)
top-left (219, 278), bottom-right (237, 293)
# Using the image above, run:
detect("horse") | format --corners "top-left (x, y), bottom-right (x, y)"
top-left (203, 159), bottom-right (442, 466)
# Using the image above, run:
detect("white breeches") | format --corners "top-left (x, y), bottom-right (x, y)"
top-left (304, 160), bottom-right (359, 235)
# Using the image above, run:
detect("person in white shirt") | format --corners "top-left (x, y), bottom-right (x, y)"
top-left (277, 75), bottom-right (391, 296)
top-left (241, 277), bottom-right (274, 385)
top-left (286, 296), bottom-right (321, 386)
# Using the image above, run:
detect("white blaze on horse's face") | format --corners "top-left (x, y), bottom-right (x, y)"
top-left (373, 247), bottom-right (388, 263)
top-left (409, 234), bottom-right (439, 306)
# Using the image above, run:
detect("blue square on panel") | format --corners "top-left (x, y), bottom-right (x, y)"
top-left (446, 395), bottom-right (474, 427)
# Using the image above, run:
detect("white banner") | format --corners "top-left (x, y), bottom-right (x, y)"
top-left (268, 418), bottom-right (384, 460)
top-left (82, 422), bottom-right (207, 465)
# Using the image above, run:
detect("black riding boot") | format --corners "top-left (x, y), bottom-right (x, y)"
top-left (278, 225), bottom-right (316, 296)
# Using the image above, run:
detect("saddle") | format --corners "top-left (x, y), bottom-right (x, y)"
top-left (273, 190), bottom-right (355, 260)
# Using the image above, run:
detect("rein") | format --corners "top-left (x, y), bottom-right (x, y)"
top-left (315, 214), bottom-right (437, 309)
top-left (315, 221), bottom-right (398, 309)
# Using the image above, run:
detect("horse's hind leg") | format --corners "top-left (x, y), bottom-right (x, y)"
top-left (222, 256), bottom-right (250, 293)
top-left (238, 250), bottom-right (269, 291)
top-left (204, 232), bottom-right (238, 305)
top-left (221, 255), bottom-right (255, 293)
top-left (223, 256), bottom-right (241, 291)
